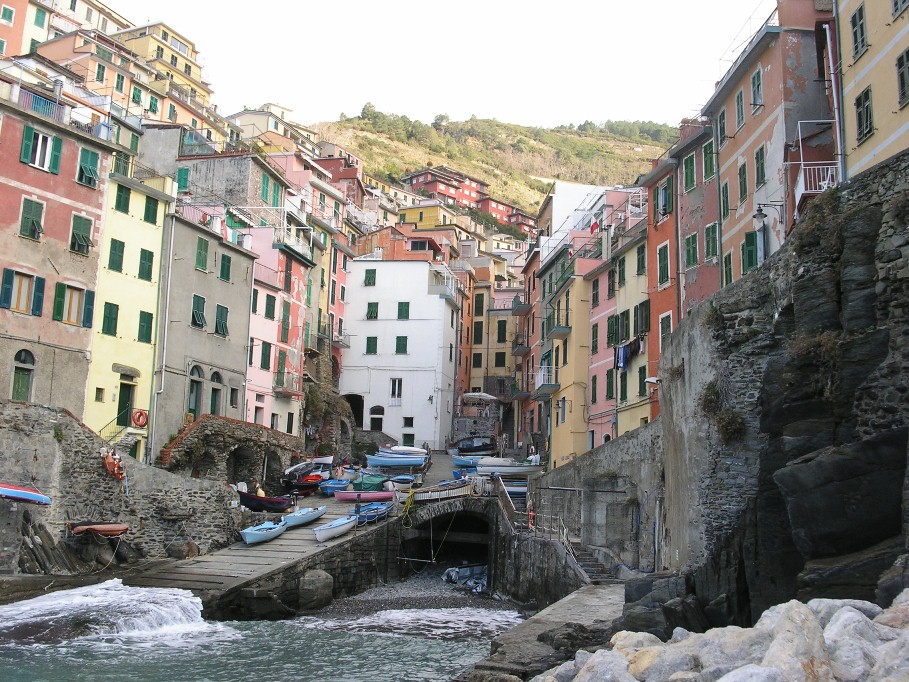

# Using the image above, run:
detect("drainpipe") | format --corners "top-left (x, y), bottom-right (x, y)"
top-left (144, 199), bottom-right (172, 463)
top-left (711, 122), bottom-right (724, 290)
top-left (151, 213), bottom-right (176, 459)
top-left (824, 20), bottom-right (846, 182)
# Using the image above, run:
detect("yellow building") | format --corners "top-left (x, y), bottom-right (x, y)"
top-left (838, 0), bottom-right (909, 178)
top-left (83, 170), bottom-right (174, 461)
top-left (398, 200), bottom-right (463, 231)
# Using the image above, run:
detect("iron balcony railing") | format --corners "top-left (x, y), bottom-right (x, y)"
top-left (534, 365), bottom-right (559, 391)
top-left (795, 162), bottom-right (839, 207)
top-left (512, 333), bottom-right (530, 356)
top-left (274, 370), bottom-right (304, 395)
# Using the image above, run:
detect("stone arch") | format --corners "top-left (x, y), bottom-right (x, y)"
top-left (399, 508), bottom-right (492, 576)
top-left (369, 405), bottom-right (384, 432)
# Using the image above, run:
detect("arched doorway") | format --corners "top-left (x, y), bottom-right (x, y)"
top-left (11, 349), bottom-right (35, 402)
top-left (369, 405), bottom-right (384, 432)
top-left (344, 393), bottom-right (364, 427)
top-left (210, 371), bottom-right (222, 415)
top-left (188, 365), bottom-right (204, 419)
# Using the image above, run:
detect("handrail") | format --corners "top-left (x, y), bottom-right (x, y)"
top-left (98, 408), bottom-right (133, 448)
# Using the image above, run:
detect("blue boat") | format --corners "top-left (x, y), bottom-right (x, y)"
top-left (452, 454), bottom-right (484, 468)
top-left (367, 453), bottom-right (428, 468)
top-left (0, 482), bottom-right (51, 506)
top-left (282, 505), bottom-right (327, 528)
top-left (319, 479), bottom-right (351, 496)
top-left (313, 515), bottom-right (358, 542)
top-left (348, 501), bottom-right (395, 525)
top-left (240, 519), bottom-right (288, 545)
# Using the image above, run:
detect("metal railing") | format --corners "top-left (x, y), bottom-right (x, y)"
top-left (18, 89), bottom-right (66, 123)
top-left (98, 407), bottom-right (135, 449)
top-left (274, 370), bottom-right (304, 394)
top-left (534, 365), bottom-right (559, 390)
top-left (253, 262), bottom-right (280, 289)
top-left (795, 162), bottom-right (839, 207)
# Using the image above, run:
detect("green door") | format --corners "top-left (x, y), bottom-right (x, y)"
top-left (116, 383), bottom-right (134, 426)
top-left (11, 367), bottom-right (31, 401)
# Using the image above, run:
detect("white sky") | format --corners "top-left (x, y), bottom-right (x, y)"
top-left (103, 0), bottom-right (779, 128)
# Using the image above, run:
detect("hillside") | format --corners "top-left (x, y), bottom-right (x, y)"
top-left (312, 106), bottom-right (675, 214)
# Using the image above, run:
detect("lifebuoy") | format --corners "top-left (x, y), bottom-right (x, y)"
top-left (131, 409), bottom-right (148, 428)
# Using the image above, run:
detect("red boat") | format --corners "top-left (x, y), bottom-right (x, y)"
top-left (69, 522), bottom-right (129, 537)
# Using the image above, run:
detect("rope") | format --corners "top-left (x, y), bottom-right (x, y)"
top-left (399, 491), bottom-right (416, 528)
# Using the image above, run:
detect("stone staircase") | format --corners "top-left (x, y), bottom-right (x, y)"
top-left (111, 429), bottom-right (142, 457)
top-left (571, 542), bottom-right (615, 584)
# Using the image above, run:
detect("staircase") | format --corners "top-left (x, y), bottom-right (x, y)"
top-left (571, 542), bottom-right (616, 584)
top-left (98, 409), bottom-right (144, 458)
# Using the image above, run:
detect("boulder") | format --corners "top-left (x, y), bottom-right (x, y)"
top-left (876, 554), bottom-right (909, 607)
top-left (866, 631), bottom-right (909, 681)
top-left (874, 587), bottom-right (909, 629)
top-left (715, 664), bottom-right (785, 681)
top-left (296, 569), bottom-right (333, 610)
top-left (572, 649), bottom-right (637, 682)
top-left (807, 597), bottom-right (884, 627)
top-left (165, 538), bottom-right (199, 560)
top-left (797, 536), bottom-right (905, 602)
top-left (757, 600), bottom-right (833, 681)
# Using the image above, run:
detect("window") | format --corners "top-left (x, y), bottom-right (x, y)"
top-left (114, 184), bottom-right (130, 213)
top-left (497, 319), bottom-right (507, 343)
top-left (494, 352), bottom-right (506, 367)
top-left (395, 336), bottom-right (408, 354)
top-left (591, 323), bottom-right (599, 354)
top-left (591, 375), bottom-right (597, 404)
top-left (633, 300), bottom-right (650, 335)
top-left (684, 233), bottom-right (698, 269)
top-left (896, 0), bottom-right (909, 17)
top-left (283, 265), bottom-right (292, 293)
top-left (230, 387), bottom-right (239, 408)
top-left (20, 198), bottom-right (44, 239)
top-left (53, 283), bottom-right (92, 327)
top-left (191, 294), bottom-right (206, 328)
top-left (619, 310), bottom-right (630, 342)
top-left (131, 86), bottom-right (141, 105)
top-left (474, 293), bottom-right (484, 315)
top-left (850, 5), bottom-right (868, 60)
top-left (606, 369), bottom-right (614, 400)
top-left (34, 6), bottom-right (45, 26)
top-left (654, 177), bottom-right (672, 218)
top-left (735, 90), bottom-right (744, 129)
top-left (1, 6), bottom-right (14, 23)
top-left (195, 237), bottom-right (208, 271)
top-left (138, 249), bottom-right (154, 281)
top-left (77, 149), bottom-right (99, 187)
top-left (168, 103), bottom-right (177, 122)
top-left (280, 301), bottom-right (290, 343)
top-left (170, 54), bottom-right (177, 67)
top-left (184, 63), bottom-right (191, 77)
top-left (473, 320), bottom-right (483, 344)
top-left (607, 269), bottom-right (616, 299)
top-left (724, 252), bottom-right (733, 286)
top-left (390, 378), bottom-right (403, 405)
top-left (11, 350), bottom-right (34, 402)
top-left (20, 127), bottom-right (61, 173)
top-left (215, 305), bottom-right (229, 336)
top-left (260, 341), bottom-right (271, 370)
top-left (472, 352), bottom-right (482, 368)
top-left (149, 96), bottom-right (159, 114)
top-left (619, 371), bottom-right (627, 402)
top-left (138, 310), bottom-right (153, 343)
top-left (617, 256), bottom-right (626, 286)
top-left (591, 278), bottom-right (600, 307)
top-left (219, 254), bottom-right (231, 282)
top-left (658, 243), bottom-right (670, 286)
top-left (264, 294), bottom-right (276, 320)
top-left (738, 163), bottom-right (748, 205)
top-left (156, 46), bottom-right (164, 59)
top-left (703, 140), bottom-right (715, 180)
top-left (143, 196), bottom-right (158, 224)
top-left (366, 302), bottom-right (378, 319)
top-left (0, 39), bottom-right (6, 54)
top-left (403, 416), bottom-right (414, 428)
top-left (639, 366), bottom-right (648, 397)
top-left (103, 239), bottom-right (124, 273)
top-left (751, 68), bottom-right (763, 110)
top-left (101, 302), bottom-right (118, 336)
top-left (261, 174), bottom-right (269, 202)
top-left (742, 231), bottom-right (759, 273)
top-left (365, 336), bottom-right (377, 354)
top-left (855, 87), bottom-right (874, 142)
top-left (364, 268), bottom-right (376, 286)
top-left (636, 244), bottom-right (646, 274)
top-left (95, 63), bottom-right (105, 83)
top-left (705, 223), bottom-right (719, 260)
top-left (900, 48), bottom-right (909, 107)
top-left (683, 153), bottom-right (696, 192)
top-left (659, 313), bottom-right (672, 351)
top-left (0, 270), bottom-right (44, 316)
top-left (755, 146), bottom-right (766, 187)
top-left (718, 110), bottom-right (727, 146)
top-left (70, 215), bottom-right (92, 254)
top-left (176, 167), bottom-right (189, 191)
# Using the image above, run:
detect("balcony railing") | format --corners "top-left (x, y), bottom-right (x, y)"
top-left (511, 294), bottom-right (532, 316)
top-left (512, 333), bottom-right (530, 357)
top-left (545, 310), bottom-right (571, 340)
top-left (253, 262), bottom-right (280, 289)
top-left (273, 228), bottom-right (314, 261)
top-left (19, 89), bottom-right (65, 123)
top-left (795, 162), bottom-right (839, 207)
top-left (332, 330), bottom-right (350, 348)
top-left (509, 376), bottom-right (532, 401)
top-left (274, 370), bottom-right (304, 396)
top-left (533, 366), bottom-right (559, 395)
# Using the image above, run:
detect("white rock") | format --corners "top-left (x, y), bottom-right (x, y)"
top-left (573, 649), bottom-right (638, 682)
top-left (807, 597), bottom-right (883, 628)
top-left (716, 664), bottom-right (786, 681)
top-left (609, 630), bottom-right (664, 656)
top-left (574, 649), bottom-right (593, 669)
top-left (668, 673), bottom-right (700, 681)
top-left (666, 626), bottom-right (771, 670)
top-left (891, 588), bottom-right (909, 606)
top-left (635, 650), bottom-right (698, 681)
top-left (866, 631), bottom-right (909, 682)
top-left (670, 627), bottom-right (691, 643)
top-left (759, 600), bottom-right (833, 681)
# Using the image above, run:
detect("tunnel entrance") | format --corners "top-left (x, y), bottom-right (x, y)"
top-left (398, 511), bottom-right (492, 577)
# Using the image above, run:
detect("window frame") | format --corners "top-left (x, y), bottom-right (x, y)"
top-left (755, 145), bottom-right (766, 188)
top-left (19, 197), bottom-right (44, 240)
top-left (850, 5), bottom-right (868, 61)
top-left (750, 68), bottom-right (763, 111)
top-left (138, 248), bottom-right (154, 281)
top-left (657, 241), bottom-right (670, 287)
top-left (721, 182), bottom-right (730, 219)
top-left (659, 312), bottom-right (672, 353)
top-left (138, 310), bottom-right (153, 343)
top-left (219, 254), bottom-right (232, 282)
top-left (682, 153), bottom-right (696, 193)
top-left (738, 162), bottom-right (748, 205)
top-left (703, 140), bottom-right (715, 180)
top-left (114, 183), bottom-right (130, 213)
top-left (366, 301), bottom-right (379, 320)
top-left (395, 336), bottom-right (408, 355)
top-left (855, 87), bottom-right (874, 142)
top-left (70, 214), bottom-right (93, 254)
top-left (365, 336), bottom-right (377, 355)
top-left (684, 233), bottom-right (698, 269)
top-left (735, 89), bottom-right (745, 130)
top-left (898, 47), bottom-right (909, 108)
top-left (76, 148), bottom-right (100, 188)
top-left (191, 294), bottom-right (206, 328)
top-left (705, 223), bottom-right (719, 261)
top-left (718, 109), bottom-right (727, 147)
top-left (101, 301), bottom-right (118, 336)
top-left (214, 304), bottom-right (229, 336)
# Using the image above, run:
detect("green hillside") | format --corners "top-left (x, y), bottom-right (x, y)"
top-left (312, 105), bottom-right (675, 215)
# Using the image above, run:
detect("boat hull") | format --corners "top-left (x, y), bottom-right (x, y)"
top-left (396, 479), bottom-right (473, 503)
top-left (282, 505), bottom-right (327, 528)
top-left (0, 483), bottom-right (51, 506)
top-left (70, 522), bottom-right (128, 537)
top-left (237, 490), bottom-right (295, 513)
top-left (475, 464), bottom-right (545, 476)
top-left (366, 454), bottom-right (428, 468)
top-left (334, 490), bottom-right (395, 502)
top-left (348, 501), bottom-right (395, 525)
top-left (319, 480), bottom-right (351, 496)
top-left (312, 515), bottom-right (357, 542)
top-left (240, 520), bottom-right (287, 544)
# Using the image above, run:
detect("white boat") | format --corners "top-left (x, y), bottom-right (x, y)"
top-left (312, 515), bottom-right (358, 542)
top-left (282, 505), bottom-right (327, 528)
top-left (240, 519), bottom-right (288, 545)
top-left (382, 445), bottom-right (427, 455)
top-left (395, 479), bottom-right (473, 503)
top-left (474, 457), bottom-right (545, 477)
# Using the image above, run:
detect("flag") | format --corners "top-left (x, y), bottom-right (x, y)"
top-left (590, 220), bottom-right (599, 234)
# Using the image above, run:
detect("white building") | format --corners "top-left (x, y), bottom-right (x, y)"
top-left (340, 258), bottom-right (459, 450)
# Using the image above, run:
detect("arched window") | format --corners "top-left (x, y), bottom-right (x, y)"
top-left (188, 365), bottom-right (203, 419)
top-left (210, 371), bottom-right (222, 416)
top-left (369, 405), bottom-right (384, 432)
top-left (12, 349), bottom-right (35, 402)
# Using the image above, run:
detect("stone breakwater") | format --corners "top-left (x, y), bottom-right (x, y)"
top-left (530, 589), bottom-right (909, 682)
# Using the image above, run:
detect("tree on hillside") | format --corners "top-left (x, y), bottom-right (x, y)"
top-left (432, 114), bottom-right (450, 133)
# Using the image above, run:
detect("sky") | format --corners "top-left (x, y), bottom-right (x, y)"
top-left (103, 0), bottom-right (779, 128)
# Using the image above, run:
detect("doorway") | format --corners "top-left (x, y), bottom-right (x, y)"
top-left (117, 381), bottom-right (134, 426)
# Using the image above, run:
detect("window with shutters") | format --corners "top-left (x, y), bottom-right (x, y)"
top-left (619, 371), bottom-right (627, 402)
top-left (108, 239), bottom-right (125, 272)
top-left (738, 163), bottom-right (748, 205)
top-left (366, 302), bottom-right (378, 319)
top-left (735, 89), bottom-right (745, 129)
top-left (742, 231), bottom-right (759, 273)
top-left (114, 184), bottom-right (130, 213)
top-left (591, 323), bottom-right (599, 354)
top-left (497, 319), bottom-right (507, 343)
top-left (751, 68), bottom-right (763, 110)
top-left (705, 223), bottom-right (719, 260)
top-left (619, 310), bottom-right (630, 342)
top-left (0, 6), bottom-right (13, 23)
top-left (143, 196), bottom-right (158, 224)
top-left (176, 167), bottom-right (189, 191)
top-left (494, 351), bottom-right (506, 367)
top-left (53, 283), bottom-right (91, 327)
top-left (899, 47), bottom-right (909, 107)
top-left (131, 86), bottom-right (141, 105)
top-left (214, 305), bottom-right (229, 336)
top-left (636, 244), bottom-right (646, 274)
top-left (329, 280), bottom-right (336, 305)
top-left (365, 336), bottom-right (377, 354)
top-left (138, 311), bottom-right (153, 343)
top-left (683, 153), bottom-right (696, 192)
top-left (607, 314), bottom-right (617, 346)
top-left (395, 336), bottom-right (408, 354)
top-left (77, 148), bottom-right (99, 187)
top-left (896, 0), bottom-right (909, 17)
top-left (657, 243), bottom-right (670, 286)
top-left (95, 63), bottom-right (105, 83)
top-left (591, 278), bottom-right (600, 307)
top-left (0, 270), bottom-right (45, 317)
top-left (251, 288), bottom-right (258, 314)
top-left (718, 109), bottom-right (727, 146)
top-left (260, 341), bottom-right (271, 370)
top-left (219, 254), bottom-right (231, 282)
top-left (607, 269), bottom-right (615, 299)
top-left (138, 249), bottom-right (154, 281)
top-left (633, 300), bottom-right (651, 335)
top-left (70, 215), bottom-right (93, 254)
top-left (473, 320), bottom-right (483, 344)
top-left (195, 237), bottom-right (208, 271)
top-left (101, 302), bottom-right (118, 336)
top-left (659, 312), bottom-right (672, 352)
top-left (168, 103), bottom-right (177, 122)
top-left (606, 369), bottom-right (614, 399)
top-left (721, 182), bottom-right (730, 219)
top-left (364, 268), bottom-right (376, 286)
top-left (684, 233), bottom-right (698, 269)
top-left (755, 146), bottom-right (766, 187)
top-left (724, 252), bottom-right (733, 286)
top-left (264, 294), bottom-right (276, 320)
top-left (398, 301), bottom-right (410, 320)
top-left (191, 294), bottom-right (206, 328)
top-left (472, 352), bottom-right (482, 368)
top-left (261, 174), bottom-right (269, 202)
top-left (855, 87), bottom-right (874, 142)
top-left (703, 140), bottom-right (715, 180)
top-left (617, 256), bottom-right (626, 287)
top-left (639, 366), bottom-right (648, 397)
top-left (474, 293), bottom-right (484, 315)
top-left (851, 5), bottom-right (868, 60)
top-left (591, 375), bottom-right (597, 404)
top-left (19, 198), bottom-right (44, 240)
top-left (20, 127), bottom-right (61, 173)
top-left (149, 96), bottom-right (159, 114)
top-left (280, 301), bottom-right (290, 342)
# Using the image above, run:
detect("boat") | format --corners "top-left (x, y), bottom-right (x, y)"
top-left (349, 501), bottom-right (395, 525)
top-left (334, 489), bottom-right (395, 502)
top-left (240, 519), bottom-right (288, 545)
top-left (0, 482), bottom-right (51, 506)
top-left (282, 505), bottom-right (327, 528)
top-left (319, 479), bottom-right (351, 496)
top-left (382, 445), bottom-right (427, 455)
top-left (366, 452), bottom-right (428, 468)
top-left (396, 479), bottom-right (473, 503)
top-left (237, 489), bottom-right (295, 513)
top-left (474, 458), bottom-right (545, 477)
top-left (387, 474), bottom-right (415, 492)
top-left (452, 453), bottom-right (485, 468)
top-left (351, 473), bottom-right (390, 492)
top-left (312, 515), bottom-right (358, 542)
top-left (282, 473), bottom-right (324, 495)
top-left (454, 435), bottom-right (498, 458)
top-left (69, 522), bottom-right (129, 537)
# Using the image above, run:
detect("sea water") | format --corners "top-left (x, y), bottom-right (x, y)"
top-left (0, 579), bottom-right (522, 682)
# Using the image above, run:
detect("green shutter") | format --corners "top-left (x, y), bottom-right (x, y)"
top-left (20, 125), bottom-right (35, 163)
top-left (658, 246), bottom-right (669, 284)
top-left (191, 294), bottom-right (206, 327)
top-left (109, 239), bottom-right (125, 271)
top-left (81, 290), bottom-right (94, 328)
top-left (366, 302), bottom-right (378, 319)
top-left (0, 269), bottom-right (13, 308)
top-left (102, 302), bottom-right (118, 335)
top-left (176, 167), bottom-right (189, 191)
top-left (261, 174), bottom-right (269, 201)
top-left (366, 336), bottom-right (377, 354)
top-left (219, 254), bottom-right (231, 281)
top-left (138, 310), bottom-right (153, 343)
top-left (743, 232), bottom-right (758, 272)
top-left (364, 268), bottom-right (376, 286)
top-left (49, 137), bottom-right (62, 174)
top-left (395, 336), bottom-right (407, 354)
top-left (639, 366), bottom-right (647, 396)
top-left (280, 301), bottom-right (290, 343)
top-left (277, 350), bottom-right (286, 381)
top-left (618, 257), bottom-right (625, 286)
top-left (398, 301), bottom-right (410, 319)
top-left (592, 323), bottom-right (598, 352)
top-left (606, 370), bottom-right (614, 399)
top-left (261, 341), bottom-right (271, 370)
top-left (143, 196), bottom-right (158, 223)
top-left (272, 182), bottom-right (279, 207)
top-left (195, 237), bottom-right (208, 270)
top-left (52, 282), bottom-right (65, 321)
top-left (31, 276), bottom-right (45, 316)
top-left (265, 294), bottom-right (276, 319)
top-left (138, 249), bottom-right (154, 281)
top-left (620, 371), bottom-right (627, 401)
top-left (251, 288), bottom-right (258, 313)
top-left (215, 305), bottom-right (228, 336)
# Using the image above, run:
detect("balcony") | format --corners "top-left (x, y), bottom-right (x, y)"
top-left (532, 366), bottom-right (560, 399)
top-left (795, 162), bottom-right (838, 209)
top-left (253, 262), bottom-right (281, 289)
top-left (512, 333), bottom-right (530, 357)
top-left (545, 310), bottom-right (571, 340)
top-left (511, 294), bottom-right (532, 316)
top-left (331, 330), bottom-right (350, 349)
top-left (274, 370), bottom-right (304, 397)
top-left (483, 376), bottom-right (511, 401)
top-left (274, 228), bottom-right (314, 262)
top-left (428, 270), bottom-right (458, 303)
top-left (509, 376), bottom-right (532, 401)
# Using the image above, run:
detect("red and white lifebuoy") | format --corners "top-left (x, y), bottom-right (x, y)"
top-left (131, 409), bottom-right (148, 428)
